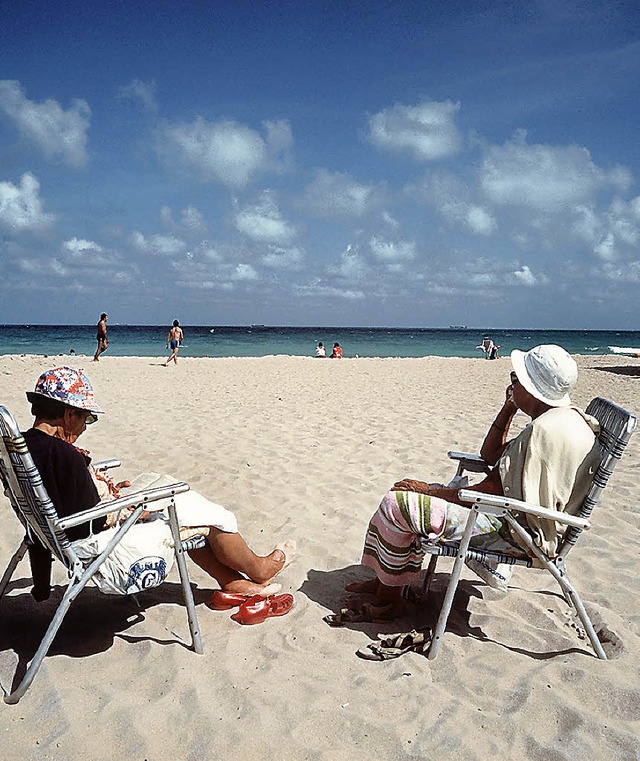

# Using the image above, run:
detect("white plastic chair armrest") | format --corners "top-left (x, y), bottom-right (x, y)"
top-left (92, 459), bottom-right (121, 472)
top-left (56, 481), bottom-right (190, 530)
top-left (457, 489), bottom-right (590, 530)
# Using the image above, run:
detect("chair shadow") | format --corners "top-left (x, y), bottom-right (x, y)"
top-left (0, 580), bottom-right (210, 695)
top-left (301, 566), bottom-right (592, 661)
top-left (591, 364), bottom-right (640, 377)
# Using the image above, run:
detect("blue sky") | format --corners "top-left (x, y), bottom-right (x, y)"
top-left (1, 0), bottom-right (639, 328)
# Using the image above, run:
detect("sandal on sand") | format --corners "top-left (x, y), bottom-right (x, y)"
top-left (231, 593), bottom-right (294, 625)
top-left (356, 629), bottom-right (431, 660)
top-left (323, 602), bottom-right (396, 627)
top-left (208, 583), bottom-right (282, 610)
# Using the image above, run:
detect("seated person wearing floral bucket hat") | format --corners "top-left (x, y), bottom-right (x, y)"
top-left (23, 367), bottom-right (295, 623)
top-left (336, 344), bottom-right (601, 622)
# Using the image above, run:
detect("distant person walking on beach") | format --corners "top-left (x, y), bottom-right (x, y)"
top-left (93, 313), bottom-right (108, 362)
top-left (476, 336), bottom-right (494, 359)
top-left (164, 320), bottom-right (183, 366)
top-left (315, 341), bottom-right (326, 358)
top-left (330, 342), bottom-right (343, 359)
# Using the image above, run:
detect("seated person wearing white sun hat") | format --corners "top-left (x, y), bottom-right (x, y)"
top-left (342, 344), bottom-right (602, 620)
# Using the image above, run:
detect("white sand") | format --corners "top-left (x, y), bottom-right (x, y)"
top-left (1, 353), bottom-right (639, 759)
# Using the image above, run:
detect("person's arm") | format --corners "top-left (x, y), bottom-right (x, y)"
top-left (479, 389), bottom-right (518, 465)
top-left (393, 467), bottom-right (504, 505)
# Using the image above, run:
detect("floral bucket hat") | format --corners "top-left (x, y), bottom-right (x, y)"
top-left (26, 366), bottom-right (105, 416)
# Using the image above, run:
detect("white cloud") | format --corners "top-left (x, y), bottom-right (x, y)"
top-left (367, 99), bottom-right (462, 160)
top-left (369, 235), bottom-right (416, 262)
top-left (409, 171), bottom-right (496, 236)
top-left (0, 173), bottom-right (55, 232)
top-left (0, 80), bottom-right (90, 167)
top-left (512, 265), bottom-right (538, 286)
top-left (131, 231), bottom-right (186, 256)
top-left (118, 78), bottom-right (158, 112)
top-left (465, 206), bottom-right (497, 236)
top-left (294, 283), bottom-right (365, 300)
top-left (231, 263), bottom-right (259, 281)
top-left (480, 132), bottom-right (629, 211)
top-left (261, 245), bottom-right (304, 269)
top-left (60, 237), bottom-right (121, 269)
top-left (331, 243), bottom-right (368, 280)
top-left (301, 169), bottom-right (378, 217)
top-left (158, 117), bottom-right (292, 188)
top-left (571, 196), bottom-right (640, 261)
top-left (235, 191), bottom-right (295, 244)
top-left (63, 237), bottom-right (103, 255)
top-left (181, 205), bottom-right (206, 231)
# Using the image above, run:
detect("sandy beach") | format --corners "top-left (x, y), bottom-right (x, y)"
top-left (1, 353), bottom-right (639, 760)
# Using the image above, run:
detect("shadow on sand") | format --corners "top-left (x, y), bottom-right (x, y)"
top-left (301, 565), bottom-right (592, 661)
top-left (0, 580), bottom-right (210, 696)
top-left (591, 364), bottom-right (640, 377)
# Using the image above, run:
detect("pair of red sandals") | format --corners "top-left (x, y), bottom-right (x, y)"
top-left (209, 590), bottom-right (294, 625)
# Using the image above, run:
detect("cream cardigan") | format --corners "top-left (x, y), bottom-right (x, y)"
top-left (498, 406), bottom-right (601, 557)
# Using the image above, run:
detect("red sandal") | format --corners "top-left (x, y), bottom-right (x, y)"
top-left (231, 593), bottom-right (294, 625)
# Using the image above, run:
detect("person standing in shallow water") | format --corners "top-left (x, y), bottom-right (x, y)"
top-left (93, 313), bottom-right (108, 362)
top-left (164, 320), bottom-right (184, 366)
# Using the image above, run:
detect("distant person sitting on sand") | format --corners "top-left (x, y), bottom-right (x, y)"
top-left (330, 342), bottom-right (343, 359)
top-left (330, 345), bottom-right (600, 622)
top-left (23, 366), bottom-right (296, 611)
top-left (164, 320), bottom-right (183, 366)
top-left (316, 341), bottom-right (326, 358)
top-left (476, 336), bottom-right (494, 358)
top-left (93, 313), bottom-right (108, 362)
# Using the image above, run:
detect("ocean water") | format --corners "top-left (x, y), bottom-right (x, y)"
top-left (1, 325), bottom-right (639, 359)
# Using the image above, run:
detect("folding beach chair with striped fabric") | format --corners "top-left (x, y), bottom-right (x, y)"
top-left (0, 404), bottom-right (206, 704)
top-left (421, 397), bottom-right (636, 660)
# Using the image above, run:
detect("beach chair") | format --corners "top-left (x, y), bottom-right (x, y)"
top-left (0, 405), bottom-right (206, 704)
top-left (423, 397), bottom-right (636, 660)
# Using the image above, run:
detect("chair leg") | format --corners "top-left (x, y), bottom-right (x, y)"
top-left (0, 539), bottom-right (28, 601)
top-left (422, 555), bottom-right (438, 598)
top-left (3, 576), bottom-right (83, 704)
top-left (504, 517), bottom-right (606, 659)
top-left (167, 503), bottom-right (204, 655)
top-left (428, 508), bottom-right (479, 660)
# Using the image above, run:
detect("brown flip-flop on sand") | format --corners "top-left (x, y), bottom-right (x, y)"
top-left (323, 602), bottom-right (396, 627)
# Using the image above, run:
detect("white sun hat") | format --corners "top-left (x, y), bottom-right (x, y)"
top-left (510, 344), bottom-right (577, 407)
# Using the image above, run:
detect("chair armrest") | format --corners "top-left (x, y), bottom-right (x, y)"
top-left (447, 451), bottom-right (492, 474)
top-left (458, 489), bottom-right (590, 530)
top-left (56, 481), bottom-right (190, 530)
top-left (93, 459), bottom-right (121, 472)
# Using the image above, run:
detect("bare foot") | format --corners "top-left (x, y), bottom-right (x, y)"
top-left (222, 579), bottom-right (282, 597)
top-left (345, 577), bottom-right (380, 595)
top-left (258, 539), bottom-right (297, 583)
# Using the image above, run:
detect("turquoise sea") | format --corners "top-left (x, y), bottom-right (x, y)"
top-left (1, 325), bottom-right (639, 359)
